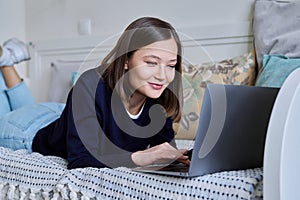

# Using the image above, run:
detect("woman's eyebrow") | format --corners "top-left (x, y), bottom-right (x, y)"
top-left (144, 55), bottom-right (161, 60)
top-left (144, 55), bottom-right (177, 62)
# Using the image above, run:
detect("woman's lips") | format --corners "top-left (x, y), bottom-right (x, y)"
top-left (149, 82), bottom-right (164, 90)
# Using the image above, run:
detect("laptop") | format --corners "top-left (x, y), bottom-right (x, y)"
top-left (132, 84), bottom-right (279, 177)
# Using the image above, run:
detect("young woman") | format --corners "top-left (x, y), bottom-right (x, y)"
top-left (0, 17), bottom-right (189, 169)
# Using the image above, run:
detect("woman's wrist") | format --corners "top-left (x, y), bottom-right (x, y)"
top-left (131, 151), bottom-right (143, 166)
top-left (131, 151), bottom-right (152, 167)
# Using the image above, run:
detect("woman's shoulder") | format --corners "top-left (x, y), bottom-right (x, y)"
top-left (78, 67), bottom-right (101, 82)
top-left (71, 67), bottom-right (110, 99)
top-left (76, 67), bottom-right (108, 87)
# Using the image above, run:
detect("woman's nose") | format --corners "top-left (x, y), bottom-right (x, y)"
top-left (155, 65), bottom-right (166, 81)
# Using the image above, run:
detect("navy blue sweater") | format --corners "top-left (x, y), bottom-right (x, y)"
top-left (32, 68), bottom-right (175, 169)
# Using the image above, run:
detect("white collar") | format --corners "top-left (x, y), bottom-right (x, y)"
top-left (126, 102), bottom-right (146, 119)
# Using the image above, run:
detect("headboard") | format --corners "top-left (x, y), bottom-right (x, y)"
top-left (28, 22), bottom-right (253, 102)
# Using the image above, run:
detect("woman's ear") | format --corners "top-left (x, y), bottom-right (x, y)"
top-left (124, 60), bottom-right (129, 70)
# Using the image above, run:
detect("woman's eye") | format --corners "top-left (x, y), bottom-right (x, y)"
top-left (146, 61), bottom-right (157, 66)
top-left (167, 65), bottom-right (176, 69)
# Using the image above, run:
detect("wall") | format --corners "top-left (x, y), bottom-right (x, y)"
top-left (0, 0), bottom-right (27, 77)
top-left (25, 0), bottom-right (255, 41)
top-left (1, 0), bottom-right (255, 78)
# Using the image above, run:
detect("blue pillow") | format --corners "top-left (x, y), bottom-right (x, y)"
top-left (71, 71), bottom-right (80, 86)
top-left (255, 55), bottom-right (300, 88)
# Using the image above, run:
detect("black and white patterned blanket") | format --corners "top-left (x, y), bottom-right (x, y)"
top-left (0, 147), bottom-right (263, 199)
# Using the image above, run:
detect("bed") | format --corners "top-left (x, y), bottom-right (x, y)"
top-left (0, 147), bottom-right (263, 199)
top-left (1, 1), bottom-right (299, 198)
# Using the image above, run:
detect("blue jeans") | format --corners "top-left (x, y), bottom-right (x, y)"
top-left (0, 102), bottom-right (64, 151)
top-left (0, 71), bottom-right (65, 151)
top-left (0, 71), bottom-right (35, 117)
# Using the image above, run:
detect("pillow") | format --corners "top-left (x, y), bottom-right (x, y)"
top-left (255, 54), bottom-right (300, 88)
top-left (72, 71), bottom-right (80, 86)
top-left (253, 0), bottom-right (300, 71)
top-left (174, 51), bottom-right (256, 139)
top-left (48, 59), bottom-right (98, 103)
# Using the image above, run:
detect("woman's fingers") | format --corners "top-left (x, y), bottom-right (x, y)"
top-left (132, 143), bottom-right (191, 167)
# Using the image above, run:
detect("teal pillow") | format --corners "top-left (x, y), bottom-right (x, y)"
top-left (71, 71), bottom-right (80, 86)
top-left (255, 55), bottom-right (300, 88)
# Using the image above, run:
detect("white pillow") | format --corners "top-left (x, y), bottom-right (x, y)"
top-left (48, 60), bottom-right (81, 103)
top-left (48, 59), bottom-right (101, 103)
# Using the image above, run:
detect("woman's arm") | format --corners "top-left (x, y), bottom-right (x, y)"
top-left (67, 69), bottom-right (138, 169)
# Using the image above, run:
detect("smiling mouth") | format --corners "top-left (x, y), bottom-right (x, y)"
top-left (149, 82), bottom-right (164, 90)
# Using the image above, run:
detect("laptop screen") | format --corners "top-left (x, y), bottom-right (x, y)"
top-left (189, 84), bottom-right (279, 176)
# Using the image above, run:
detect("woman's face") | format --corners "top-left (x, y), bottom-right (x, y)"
top-left (126, 38), bottom-right (178, 100)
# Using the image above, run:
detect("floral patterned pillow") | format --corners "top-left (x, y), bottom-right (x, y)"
top-left (174, 51), bottom-right (257, 139)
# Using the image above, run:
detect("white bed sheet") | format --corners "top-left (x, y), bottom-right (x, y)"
top-left (0, 146), bottom-right (262, 199)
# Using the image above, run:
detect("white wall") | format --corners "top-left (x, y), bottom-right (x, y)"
top-left (0, 0), bottom-right (254, 78)
top-left (25, 0), bottom-right (255, 41)
top-left (0, 0), bottom-right (27, 77)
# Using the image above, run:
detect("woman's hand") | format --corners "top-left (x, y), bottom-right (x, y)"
top-left (131, 142), bottom-right (190, 166)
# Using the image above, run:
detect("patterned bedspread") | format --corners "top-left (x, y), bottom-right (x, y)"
top-left (0, 147), bottom-right (263, 199)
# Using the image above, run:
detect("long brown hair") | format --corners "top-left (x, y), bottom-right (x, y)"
top-left (100, 17), bottom-right (182, 121)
